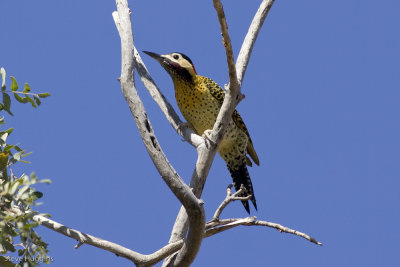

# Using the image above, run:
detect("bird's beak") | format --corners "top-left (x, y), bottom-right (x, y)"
top-left (143, 51), bottom-right (164, 63)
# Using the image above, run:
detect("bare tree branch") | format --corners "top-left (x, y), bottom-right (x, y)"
top-left (211, 184), bottom-right (252, 221)
top-left (113, 0), bottom-right (202, 213)
top-left (205, 186), bottom-right (322, 246)
top-left (205, 184), bottom-right (322, 246)
top-left (115, 2), bottom-right (202, 148)
top-left (236, 0), bottom-right (275, 86)
top-left (211, 0), bottom-right (242, 137)
top-left (10, 207), bottom-right (184, 266)
top-left (213, 0), bottom-right (241, 97)
top-left (113, 1), bottom-right (205, 267)
top-left (116, 0), bottom-right (210, 265)
top-left (205, 217), bottom-right (323, 246)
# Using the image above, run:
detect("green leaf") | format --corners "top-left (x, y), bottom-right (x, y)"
top-left (21, 174), bottom-right (30, 183)
top-left (16, 221), bottom-right (24, 229)
top-left (10, 76), bottom-right (18, 91)
top-left (2, 93), bottom-right (13, 116)
top-left (13, 150), bottom-right (24, 161)
top-left (25, 96), bottom-right (37, 108)
top-left (1, 132), bottom-right (9, 143)
top-left (4, 128), bottom-right (13, 134)
top-left (3, 180), bottom-right (10, 192)
top-left (31, 191), bottom-right (43, 201)
top-left (38, 179), bottom-right (51, 184)
top-left (33, 96), bottom-right (41, 106)
top-left (4, 145), bottom-right (15, 152)
top-left (16, 185), bottom-right (30, 199)
top-left (23, 83), bottom-right (31, 93)
top-left (38, 93), bottom-right (50, 98)
top-left (0, 151), bottom-right (9, 170)
top-left (30, 172), bottom-right (38, 182)
top-left (1, 68), bottom-right (6, 91)
top-left (13, 93), bottom-right (28, 104)
top-left (9, 179), bottom-right (21, 195)
top-left (0, 240), bottom-right (15, 253)
top-left (0, 256), bottom-right (17, 267)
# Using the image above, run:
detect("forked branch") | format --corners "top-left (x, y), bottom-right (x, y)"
top-left (113, 1), bottom-right (205, 266)
top-left (205, 216), bottom-right (322, 246)
top-left (204, 188), bottom-right (323, 246)
top-left (164, 0), bottom-right (276, 265)
top-left (211, 184), bottom-right (252, 221)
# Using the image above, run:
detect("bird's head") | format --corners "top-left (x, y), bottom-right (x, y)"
top-left (143, 51), bottom-right (197, 82)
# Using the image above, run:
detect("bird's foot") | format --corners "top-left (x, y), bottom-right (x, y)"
top-left (202, 129), bottom-right (213, 139)
top-left (202, 129), bottom-right (216, 147)
top-left (177, 122), bottom-right (192, 134)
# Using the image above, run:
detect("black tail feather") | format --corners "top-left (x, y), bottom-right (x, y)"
top-left (227, 162), bottom-right (257, 214)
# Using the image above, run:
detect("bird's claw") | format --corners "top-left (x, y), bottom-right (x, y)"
top-left (202, 129), bottom-right (216, 147)
top-left (177, 122), bottom-right (191, 134)
top-left (202, 129), bottom-right (213, 139)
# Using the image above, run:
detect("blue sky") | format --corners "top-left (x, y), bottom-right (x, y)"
top-left (1, 1), bottom-right (399, 266)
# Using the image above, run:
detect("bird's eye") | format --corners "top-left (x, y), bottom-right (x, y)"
top-left (173, 54), bottom-right (180, 60)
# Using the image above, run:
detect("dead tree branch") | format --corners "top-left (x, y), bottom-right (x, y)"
top-left (204, 188), bottom-right (322, 246)
top-left (211, 184), bottom-right (252, 221)
top-left (10, 207), bottom-right (184, 266)
top-left (205, 217), bottom-right (323, 246)
top-left (113, 0), bottom-right (203, 214)
top-left (113, 1), bottom-right (205, 266)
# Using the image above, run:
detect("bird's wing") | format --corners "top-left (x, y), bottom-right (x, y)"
top-left (203, 76), bottom-right (260, 166)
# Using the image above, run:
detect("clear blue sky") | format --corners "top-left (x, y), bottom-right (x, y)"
top-left (1, 1), bottom-right (399, 266)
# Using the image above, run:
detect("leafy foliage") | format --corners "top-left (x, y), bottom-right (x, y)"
top-left (0, 67), bottom-right (52, 266)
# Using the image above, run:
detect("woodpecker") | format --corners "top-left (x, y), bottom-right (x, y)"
top-left (144, 51), bottom-right (259, 213)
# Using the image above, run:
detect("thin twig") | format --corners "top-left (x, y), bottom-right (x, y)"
top-left (74, 242), bottom-right (84, 249)
top-left (205, 217), bottom-right (255, 237)
top-left (206, 183), bottom-right (322, 246)
top-left (205, 217), bottom-right (322, 246)
top-left (211, 184), bottom-right (252, 221)
top-left (212, 0), bottom-right (242, 102)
